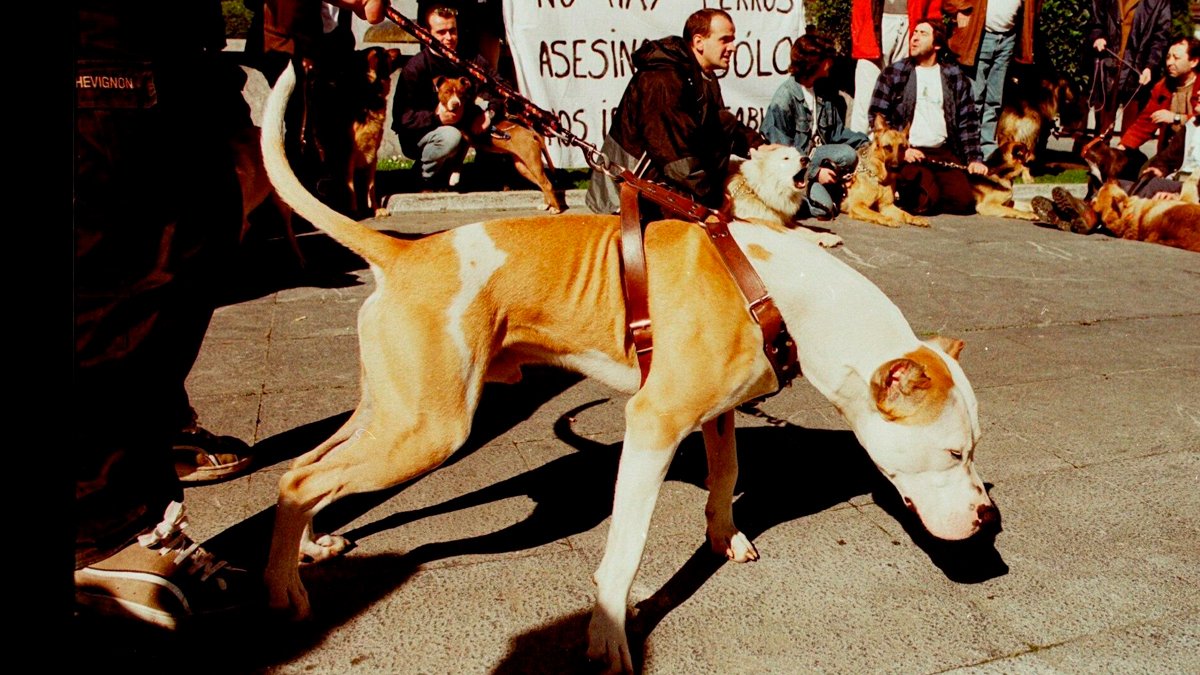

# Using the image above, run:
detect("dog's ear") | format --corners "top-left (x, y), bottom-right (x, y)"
top-left (432, 75), bottom-right (447, 90)
top-left (872, 114), bottom-right (888, 135)
top-left (457, 76), bottom-right (472, 90)
top-left (871, 358), bottom-right (934, 420)
top-left (749, 146), bottom-right (763, 159)
top-left (929, 336), bottom-right (965, 360)
top-left (386, 48), bottom-right (403, 70)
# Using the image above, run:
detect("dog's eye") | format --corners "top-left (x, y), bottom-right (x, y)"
top-left (949, 449), bottom-right (964, 461)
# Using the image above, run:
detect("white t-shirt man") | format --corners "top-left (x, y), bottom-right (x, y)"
top-left (908, 64), bottom-right (948, 148)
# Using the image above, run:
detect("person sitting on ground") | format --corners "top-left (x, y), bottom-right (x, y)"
top-left (1115, 36), bottom-right (1200, 175)
top-left (763, 33), bottom-right (870, 220)
top-left (1136, 97), bottom-right (1200, 198)
top-left (392, 4), bottom-right (501, 190)
top-left (868, 19), bottom-right (988, 215)
top-left (586, 8), bottom-right (766, 215)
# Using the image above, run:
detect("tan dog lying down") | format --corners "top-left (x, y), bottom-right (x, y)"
top-left (262, 63), bottom-right (998, 673)
top-left (1092, 182), bottom-right (1200, 252)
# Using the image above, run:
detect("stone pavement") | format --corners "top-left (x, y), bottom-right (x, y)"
top-left (78, 206), bottom-right (1198, 674)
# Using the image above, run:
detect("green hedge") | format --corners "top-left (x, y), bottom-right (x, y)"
top-left (222, 0), bottom-right (253, 39)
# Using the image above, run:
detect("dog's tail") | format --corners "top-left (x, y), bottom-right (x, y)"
top-left (262, 62), bottom-right (400, 268)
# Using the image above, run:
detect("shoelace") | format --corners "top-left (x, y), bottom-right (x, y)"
top-left (138, 501), bottom-right (230, 587)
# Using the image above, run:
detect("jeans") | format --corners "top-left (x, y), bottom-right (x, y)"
top-left (970, 29), bottom-right (1016, 161)
top-left (418, 125), bottom-right (469, 181)
top-left (803, 143), bottom-right (859, 220)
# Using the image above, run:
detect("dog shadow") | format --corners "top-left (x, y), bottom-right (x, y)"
top-left (320, 403), bottom-right (1005, 671)
top-left (78, 388), bottom-right (1004, 672)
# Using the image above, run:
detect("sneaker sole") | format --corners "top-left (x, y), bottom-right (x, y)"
top-left (75, 587), bottom-right (180, 630)
top-left (175, 455), bottom-right (253, 483)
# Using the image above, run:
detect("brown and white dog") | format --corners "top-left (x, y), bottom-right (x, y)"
top-left (433, 75), bottom-right (566, 214)
top-left (842, 117), bottom-right (930, 227)
top-left (262, 64), bottom-right (998, 673)
top-left (722, 144), bottom-right (844, 248)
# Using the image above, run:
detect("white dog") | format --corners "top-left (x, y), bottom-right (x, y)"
top-left (723, 144), bottom-right (844, 248)
top-left (261, 64), bottom-right (997, 673)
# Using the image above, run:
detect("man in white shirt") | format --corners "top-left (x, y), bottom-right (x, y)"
top-left (868, 20), bottom-right (988, 214)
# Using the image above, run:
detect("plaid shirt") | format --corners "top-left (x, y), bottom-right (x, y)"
top-left (867, 58), bottom-right (983, 164)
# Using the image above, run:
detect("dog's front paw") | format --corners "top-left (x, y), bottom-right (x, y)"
top-left (300, 533), bottom-right (353, 563)
top-left (814, 232), bottom-right (844, 248)
top-left (587, 610), bottom-right (634, 673)
top-left (908, 216), bottom-right (931, 227)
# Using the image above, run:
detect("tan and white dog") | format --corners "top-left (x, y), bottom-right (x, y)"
top-left (722, 145), bottom-right (844, 248)
top-left (262, 64), bottom-right (998, 673)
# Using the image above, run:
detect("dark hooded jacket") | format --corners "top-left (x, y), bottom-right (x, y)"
top-left (586, 36), bottom-right (764, 214)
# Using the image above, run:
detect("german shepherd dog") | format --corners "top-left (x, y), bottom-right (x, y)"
top-left (996, 71), bottom-right (1084, 183)
top-left (841, 116), bottom-right (930, 227)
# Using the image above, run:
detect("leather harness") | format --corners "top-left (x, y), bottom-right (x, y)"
top-left (616, 173), bottom-right (800, 392)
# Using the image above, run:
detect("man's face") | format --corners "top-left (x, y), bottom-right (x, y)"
top-left (910, 22), bottom-right (937, 60)
top-left (693, 15), bottom-right (736, 72)
top-left (1165, 42), bottom-right (1198, 79)
top-left (428, 12), bottom-right (458, 52)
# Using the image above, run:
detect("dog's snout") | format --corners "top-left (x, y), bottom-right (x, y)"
top-left (975, 503), bottom-right (1001, 534)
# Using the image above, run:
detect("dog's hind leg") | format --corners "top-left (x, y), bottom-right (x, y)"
top-left (266, 408), bottom-right (473, 617)
top-left (702, 409), bottom-right (758, 562)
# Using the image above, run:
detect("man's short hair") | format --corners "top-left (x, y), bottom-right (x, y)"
top-left (788, 33), bottom-right (836, 77)
top-left (684, 9), bottom-right (732, 42)
top-left (421, 4), bottom-right (458, 28)
top-left (1175, 36), bottom-right (1200, 63)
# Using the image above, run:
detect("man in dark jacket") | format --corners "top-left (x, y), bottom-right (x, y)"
top-left (1085, 0), bottom-right (1172, 136)
top-left (869, 19), bottom-right (987, 215)
top-left (586, 9), bottom-right (765, 214)
top-left (392, 4), bottom-right (499, 188)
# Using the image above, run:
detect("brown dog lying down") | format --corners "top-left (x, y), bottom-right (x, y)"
top-left (1091, 182), bottom-right (1200, 252)
top-left (433, 75), bottom-right (566, 214)
top-left (841, 117), bottom-right (930, 227)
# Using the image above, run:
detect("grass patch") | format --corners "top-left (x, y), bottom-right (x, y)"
top-left (1030, 169), bottom-right (1089, 184)
top-left (376, 154), bottom-right (591, 193)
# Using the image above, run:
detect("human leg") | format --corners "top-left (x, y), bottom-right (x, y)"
top-left (418, 125), bottom-right (469, 184)
top-left (74, 46), bottom-right (255, 626)
top-left (804, 144), bottom-right (859, 218)
top-left (973, 31), bottom-right (1016, 160)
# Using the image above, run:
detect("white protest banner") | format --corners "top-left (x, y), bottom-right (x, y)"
top-left (503, 1), bottom-right (806, 169)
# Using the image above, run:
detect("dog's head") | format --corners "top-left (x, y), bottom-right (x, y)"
top-left (1092, 181), bottom-right (1132, 235)
top-left (745, 144), bottom-right (809, 193)
top-left (848, 336), bottom-right (997, 541)
top-left (1081, 141), bottom-right (1128, 187)
top-left (871, 115), bottom-right (910, 170)
top-left (433, 75), bottom-right (474, 117)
